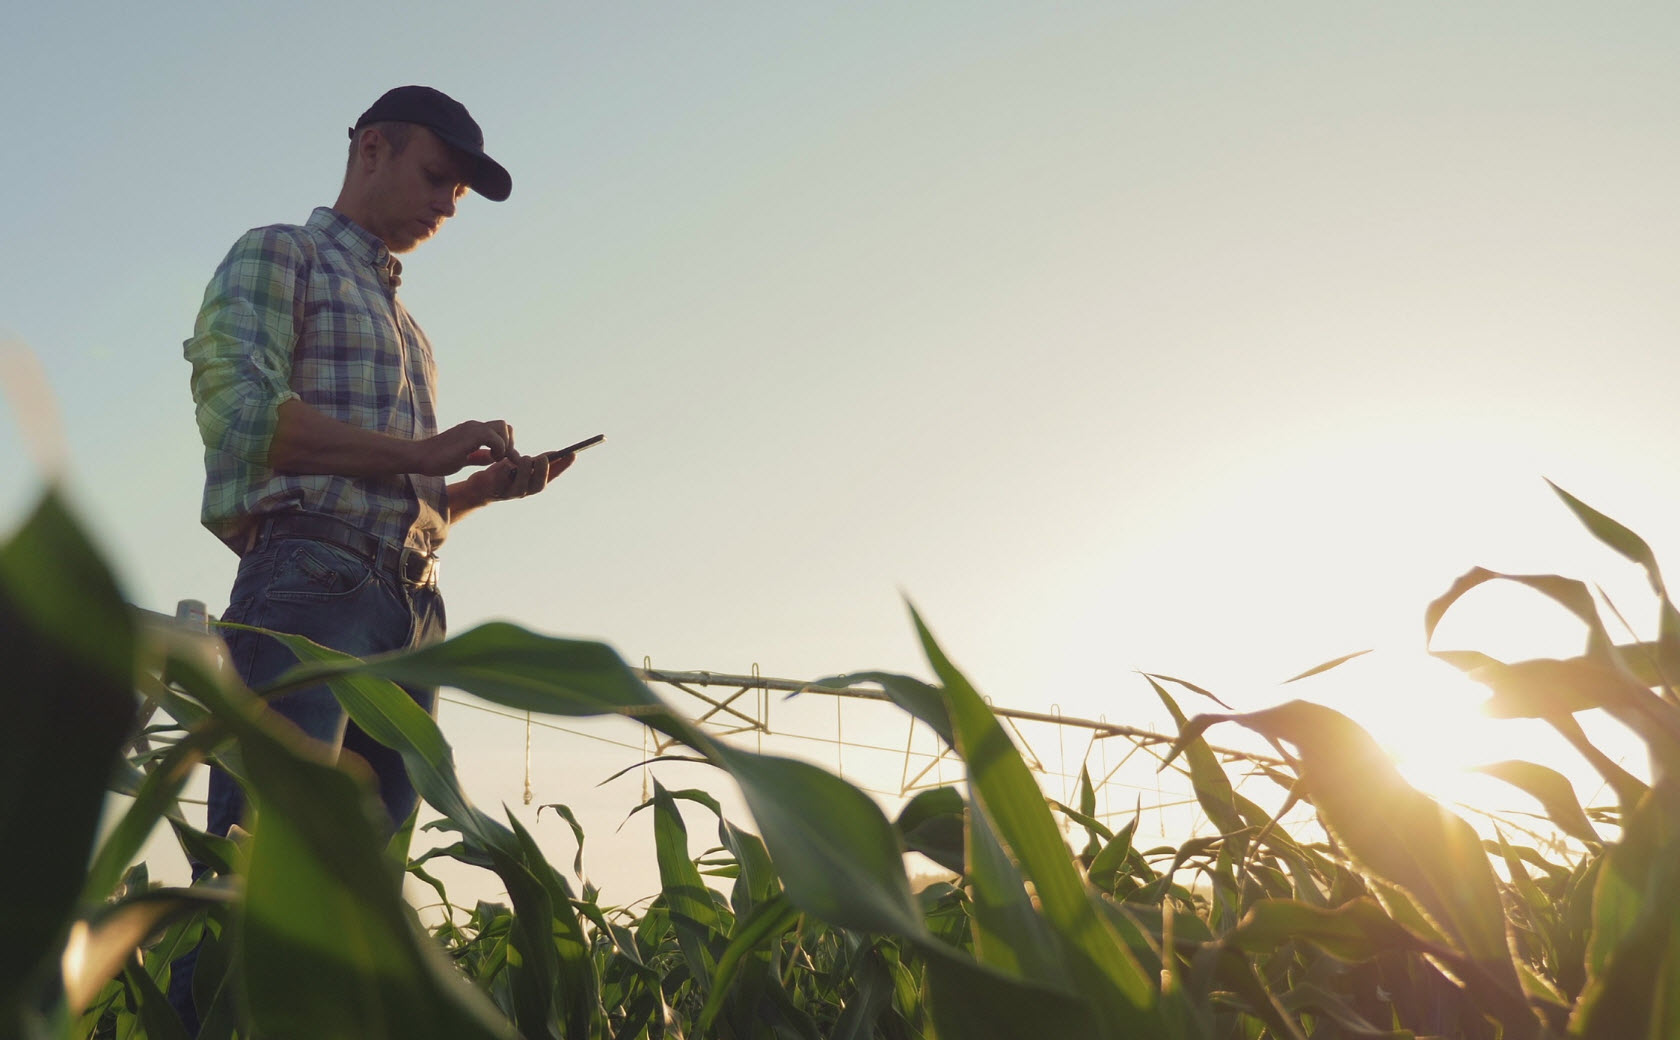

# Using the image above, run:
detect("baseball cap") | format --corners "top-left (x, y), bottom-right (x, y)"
top-left (350, 85), bottom-right (512, 202)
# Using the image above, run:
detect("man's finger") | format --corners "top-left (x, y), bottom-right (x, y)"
top-left (492, 459), bottom-right (519, 500)
top-left (545, 451), bottom-right (576, 478)
top-left (521, 453), bottom-right (546, 496)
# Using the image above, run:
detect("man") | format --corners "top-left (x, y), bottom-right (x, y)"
top-left (172, 86), bottom-right (567, 1027)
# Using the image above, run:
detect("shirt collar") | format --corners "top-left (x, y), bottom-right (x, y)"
top-left (309, 207), bottom-right (403, 287)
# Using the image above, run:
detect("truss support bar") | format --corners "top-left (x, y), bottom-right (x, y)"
top-left (633, 668), bottom-right (1281, 766)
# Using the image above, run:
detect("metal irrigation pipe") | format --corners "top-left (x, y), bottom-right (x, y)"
top-left (633, 668), bottom-right (1285, 768)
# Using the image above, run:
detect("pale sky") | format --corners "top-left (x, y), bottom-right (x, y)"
top-left (6, 2), bottom-right (1678, 902)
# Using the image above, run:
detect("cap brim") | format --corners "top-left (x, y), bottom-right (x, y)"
top-left (470, 156), bottom-right (512, 203)
top-left (432, 129), bottom-right (512, 202)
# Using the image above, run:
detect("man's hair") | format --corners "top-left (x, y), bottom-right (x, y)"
top-left (345, 121), bottom-right (415, 177)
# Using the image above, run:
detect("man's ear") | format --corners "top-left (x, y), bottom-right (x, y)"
top-left (353, 127), bottom-right (387, 175)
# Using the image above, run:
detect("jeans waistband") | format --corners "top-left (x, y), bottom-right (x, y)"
top-left (254, 513), bottom-right (439, 588)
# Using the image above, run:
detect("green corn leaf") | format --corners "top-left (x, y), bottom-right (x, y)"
top-left (1468, 657), bottom-right (1680, 739)
top-left (965, 784), bottom-right (1067, 978)
top-left (1572, 782), bottom-right (1680, 1038)
top-left (1138, 672), bottom-right (1232, 710)
top-left (276, 621), bottom-right (934, 947)
top-left (0, 492), bottom-right (138, 1034)
top-left (1194, 944), bottom-right (1309, 1040)
top-left (1426, 565), bottom-right (1680, 768)
top-left (279, 620), bottom-right (668, 718)
top-left (1050, 797), bottom-right (1115, 855)
top-left (172, 649), bottom-right (515, 1039)
top-left (1492, 828), bottom-right (1546, 909)
top-left (1227, 896), bottom-right (1422, 963)
top-left (1087, 815), bottom-right (1139, 892)
top-left (817, 670), bottom-right (957, 747)
top-left (1, 493), bottom-right (137, 1028)
top-left (1077, 765), bottom-right (1105, 860)
top-left (1276, 981), bottom-right (1417, 1038)
top-left (720, 819), bottom-right (780, 916)
top-left (242, 627), bottom-right (511, 851)
top-left (650, 779), bottom-right (721, 993)
top-left (61, 884), bottom-right (235, 1014)
top-left (697, 893), bottom-right (801, 1031)
top-left (920, 952), bottom-right (1101, 1039)
top-left (1548, 480), bottom-right (1680, 693)
top-left (1279, 649), bottom-right (1374, 684)
top-left (1474, 760), bottom-right (1601, 846)
top-left (910, 606), bottom-right (1158, 1032)
top-left (121, 953), bottom-right (193, 1040)
top-left (1149, 678), bottom-right (1247, 847)
top-left (896, 786), bottom-right (966, 875)
top-left (80, 734), bottom-right (211, 904)
top-left (248, 623), bottom-right (621, 1040)
top-left (535, 802), bottom-right (589, 879)
top-left (1426, 566), bottom-right (1616, 662)
top-left (828, 942), bottom-right (896, 1040)
top-left (1171, 701), bottom-right (1540, 1038)
top-left (708, 745), bottom-right (926, 939)
top-left (507, 812), bottom-right (598, 1040)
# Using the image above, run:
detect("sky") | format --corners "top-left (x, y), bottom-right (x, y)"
top-left (6, 2), bottom-right (1680, 904)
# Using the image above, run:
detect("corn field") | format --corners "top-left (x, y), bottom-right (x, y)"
top-left (6, 479), bottom-right (1680, 1038)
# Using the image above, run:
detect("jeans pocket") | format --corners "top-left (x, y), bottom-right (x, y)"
top-left (266, 539), bottom-right (376, 601)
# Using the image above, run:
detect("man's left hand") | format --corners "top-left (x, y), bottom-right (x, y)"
top-left (484, 451), bottom-right (575, 501)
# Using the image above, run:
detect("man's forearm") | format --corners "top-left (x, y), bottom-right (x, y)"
top-left (269, 399), bottom-right (420, 476)
top-left (444, 477), bottom-right (494, 525)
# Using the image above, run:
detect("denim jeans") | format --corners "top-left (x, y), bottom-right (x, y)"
top-left (205, 533), bottom-right (446, 837)
top-left (169, 530), bottom-right (445, 1031)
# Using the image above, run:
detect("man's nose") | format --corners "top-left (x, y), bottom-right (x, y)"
top-left (435, 193), bottom-right (457, 218)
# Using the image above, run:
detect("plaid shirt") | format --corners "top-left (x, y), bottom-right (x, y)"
top-left (185, 207), bottom-right (448, 556)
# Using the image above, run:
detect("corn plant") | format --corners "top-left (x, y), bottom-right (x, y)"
top-left (7, 479), bottom-right (1680, 1038)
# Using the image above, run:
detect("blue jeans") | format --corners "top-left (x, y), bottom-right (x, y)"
top-left (170, 530), bottom-right (445, 1031)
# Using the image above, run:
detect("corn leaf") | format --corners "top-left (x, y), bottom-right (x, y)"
top-left (0, 492), bottom-right (138, 1033)
top-left (1474, 760), bottom-right (1600, 846)
top-left (167, 650), bottom-right (514, 1039)
top-left (911, 606), bottom-right (1159, 1033)
top-left (1168, 701), bottom-right (1540, 1038)
top-left (1227, 897), bottom-right (1421, 963)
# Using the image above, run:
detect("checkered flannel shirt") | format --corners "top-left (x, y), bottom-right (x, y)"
top-left (185, 207), bottom-right (448, 556)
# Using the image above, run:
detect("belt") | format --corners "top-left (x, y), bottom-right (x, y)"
top-left (254, 513), bottom-right (440, 588)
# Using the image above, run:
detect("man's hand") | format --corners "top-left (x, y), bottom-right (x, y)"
top-left (483, 450), bottom-right (576, 500)
top-left (413, 420), bottom-right (516, 476)
top-left (445, 450), bottom-right (576, 523)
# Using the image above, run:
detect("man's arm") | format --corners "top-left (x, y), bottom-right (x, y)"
top-left (269, 398), bottom-right (515, 477)
top-left (270, 398), bottom-right (576, 524)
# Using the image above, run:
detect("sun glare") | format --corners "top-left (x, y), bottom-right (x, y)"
top-left (1303, 648), bottom-right (1624, 834)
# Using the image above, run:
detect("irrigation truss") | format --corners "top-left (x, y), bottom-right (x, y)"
top-left (624, 664), bottom-right (1300, 844)
top-left (138, 600), bottom-right (1305, 847)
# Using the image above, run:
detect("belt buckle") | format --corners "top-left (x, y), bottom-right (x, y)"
top-left (398, 546), bottom-right (438, 587)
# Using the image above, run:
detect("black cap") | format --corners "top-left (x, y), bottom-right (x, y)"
top-left (350, 86), bottom-right (512, 202)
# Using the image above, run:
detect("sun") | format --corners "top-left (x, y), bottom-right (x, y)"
top-left (1292, 647), bottom-right (1627, 832)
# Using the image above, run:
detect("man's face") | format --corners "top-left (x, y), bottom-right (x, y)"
top-left (366, 127), bottom-right (474, 254)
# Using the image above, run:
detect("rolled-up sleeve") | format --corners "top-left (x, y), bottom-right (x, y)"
top-left (183, 228), bottom-right (307, 465)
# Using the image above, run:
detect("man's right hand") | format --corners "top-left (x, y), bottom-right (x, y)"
top-left (413, 420), bottom-right (515, 476)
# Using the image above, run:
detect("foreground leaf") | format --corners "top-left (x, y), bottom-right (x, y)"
top-left (0, 492), bottom-right (138, 1032)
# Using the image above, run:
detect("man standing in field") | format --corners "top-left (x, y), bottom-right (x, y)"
top-left (173, 85), bottom-right (571, 1027)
